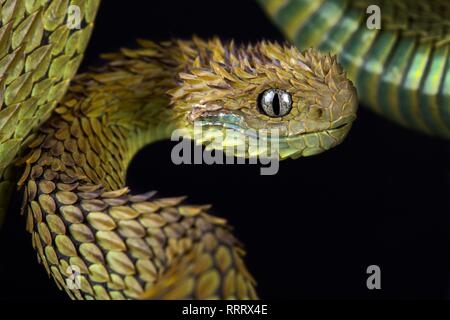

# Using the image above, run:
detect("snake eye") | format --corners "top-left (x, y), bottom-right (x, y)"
top-left (258, 89), bottom-right (292, 118)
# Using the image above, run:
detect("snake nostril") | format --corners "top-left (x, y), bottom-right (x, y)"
top-left (308, 105), bottom-right (323, 119)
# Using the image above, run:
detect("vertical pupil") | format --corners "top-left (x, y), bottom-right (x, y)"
top-left (272, 92), bottom-right (280, 116)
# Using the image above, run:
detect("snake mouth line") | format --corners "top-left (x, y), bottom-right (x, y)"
top-left (191, 120), bottom-right (353, 160)
top-left (329, 122), bottom-right (350, 131)
top-left (195, 118), bottom-right (354, 143)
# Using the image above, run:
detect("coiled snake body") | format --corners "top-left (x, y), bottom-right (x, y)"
top-left (0, 0), bottom-right (447, 300)
top-left (2, 1), bottom-right (357, 299)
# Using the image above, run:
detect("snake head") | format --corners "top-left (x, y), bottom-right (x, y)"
top-left (169, 38), bottom-right (358, 159)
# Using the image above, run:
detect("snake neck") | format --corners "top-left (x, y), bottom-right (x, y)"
top-left (28, 40), bottom-right (196, 190)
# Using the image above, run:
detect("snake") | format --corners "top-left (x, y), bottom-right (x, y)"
top-left (0, 0), bottom-right (447, 300)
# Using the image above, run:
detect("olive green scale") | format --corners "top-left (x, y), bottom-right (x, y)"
top-left (258, 0), bottom-right (450, 139)
top-left (0, 0), bottom-right (100, 225)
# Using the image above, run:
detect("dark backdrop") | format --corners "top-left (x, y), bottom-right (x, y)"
top-left (0, 0), bottom-right (449, 300)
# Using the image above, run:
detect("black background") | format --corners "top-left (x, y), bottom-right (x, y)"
top-left (0, 0), bottom-right (449, 300)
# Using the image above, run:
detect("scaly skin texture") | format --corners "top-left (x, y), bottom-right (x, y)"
top-left (257, 0), bottom-right (450, 139)
top-left (0, 0), bottom-right (99, 225)
top-left (17, 38), bottom-right (357, 299)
